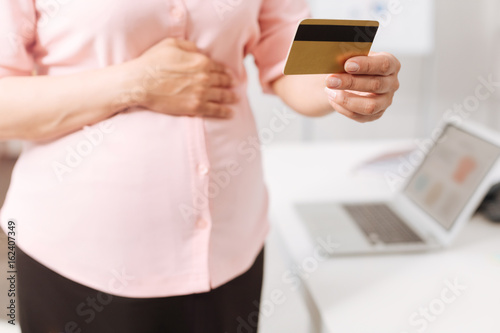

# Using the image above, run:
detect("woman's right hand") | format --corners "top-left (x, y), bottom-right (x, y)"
top-left (127, 38), bottom-right (238, 119)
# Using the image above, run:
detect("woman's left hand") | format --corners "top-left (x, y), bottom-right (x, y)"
top-left (324, 52), bottom-right (401, 123)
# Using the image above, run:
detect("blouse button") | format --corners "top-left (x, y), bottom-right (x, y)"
top-left (198, 164), bottom-right (209, 176)
top-left (196, 218), bottom-right (209, 229)
top-left (170, 7), bottom-right (185, 21)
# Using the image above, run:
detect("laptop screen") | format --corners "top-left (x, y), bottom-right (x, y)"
top-left (404, 124), bottom-right (500, 230)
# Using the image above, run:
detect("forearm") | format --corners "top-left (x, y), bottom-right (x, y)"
top-left (271, 74), bottom-right (333, 117)
top-left (0, 62), bottom-right (138, 141)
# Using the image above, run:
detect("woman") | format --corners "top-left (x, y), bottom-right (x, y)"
top-left (0, 0), bottom-right (400, 332)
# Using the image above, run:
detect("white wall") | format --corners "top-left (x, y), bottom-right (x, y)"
top-left (431, 0), bottom-right (500, 129)
top-left (247, 0), bottom-right (500, 143)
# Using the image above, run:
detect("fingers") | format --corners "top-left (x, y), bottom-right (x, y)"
top-left (207, 60), bottom-right (227, 74)
top-left (169, 39), bottom-right (228, 74)
top-left (155, 38), bottom-right (232, 76)
top-left (329, 100), bottom-right (384, 123)
top-left (155, 38), bottom-right (199, 53)
top-left (192, 61), bottom-right (237, 118)
top-left (205, 88), bottom-right (239, 104)
top-left (198, 102), bottom-right (233, 118)
top-left (208, 72), bottom-right (233, 88)
top-left (326, 74), bottom-right (399, 94)
top-left (189, 54), bottom-right (226, 74)
top-left (189, 90), bottom-right (236, 119)
top-left (345, 52), bottom-right (401, 76)
top-left (173, 39), bottom-right (199, 53)
top-left (178, 46), bottom-right (228, 75)
top-left (192, 74), bottom-right (238, 118)
top-left (324, 52), bottom-right (400, 123)
top-left (194, 69), bottom-right (234, 98)
top-left (325, 87), bottom-right (392, 119)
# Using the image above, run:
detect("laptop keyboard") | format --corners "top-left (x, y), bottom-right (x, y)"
top-left (344, 204), bottom-right (424, 244)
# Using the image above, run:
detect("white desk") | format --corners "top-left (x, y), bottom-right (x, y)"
top-left (263, 141), bottom-right (500, 333)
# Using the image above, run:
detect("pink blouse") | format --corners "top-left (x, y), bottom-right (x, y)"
top-left (0, 0), bottom-right (310, 297)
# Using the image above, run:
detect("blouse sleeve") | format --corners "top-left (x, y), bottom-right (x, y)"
top-left (0, 0), bottom-right (37, 78)
top-left (250, 0), bottom-right (311, 94)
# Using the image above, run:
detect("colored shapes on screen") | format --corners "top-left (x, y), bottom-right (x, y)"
top-left (453, 156), bottom-right (477, 184)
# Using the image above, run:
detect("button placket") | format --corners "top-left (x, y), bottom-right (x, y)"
top-left (168, 0), bottom-right (187, 38)
top-left (195, 218), bottom-right (209, 229)
top-left (197, 164), bottom-right (209, 177)
top-left (170, 6), bottom-right (185, 21)
top-left (190, 117), bottom-right (212, 231)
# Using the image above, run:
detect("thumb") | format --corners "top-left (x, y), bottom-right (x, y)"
top-left (174, 39), bottom-right (199, 52)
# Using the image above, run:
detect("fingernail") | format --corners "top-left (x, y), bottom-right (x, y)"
top-left (324, 87), bottom-right (337, 101)
top-left (346, 62), bottom-right (360, 73)
top-left (326, 77), bottom-right (342, 88)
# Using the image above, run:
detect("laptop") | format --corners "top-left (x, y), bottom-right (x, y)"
top-left (294, 121), bottom-right (500, 255)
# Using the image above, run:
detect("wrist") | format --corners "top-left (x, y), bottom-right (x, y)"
top-left (111, 60), bottom-right (148, 113)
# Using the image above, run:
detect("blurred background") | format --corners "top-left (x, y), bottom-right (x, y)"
top-left (1, 0), bottom-right (500, 331)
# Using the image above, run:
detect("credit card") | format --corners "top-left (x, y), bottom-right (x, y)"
top-left (283, 19), bottom-right (379, 75)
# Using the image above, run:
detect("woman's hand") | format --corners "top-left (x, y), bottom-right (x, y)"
top-left (324, 52), bottom-right (401, 123)
top-left (0, 38), bottom-right (238, 141)
top-left (128, 38), bottom-right (238, 119)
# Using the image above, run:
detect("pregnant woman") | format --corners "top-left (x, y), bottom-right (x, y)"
top-left (0, 0), bottom-right (400, 332)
